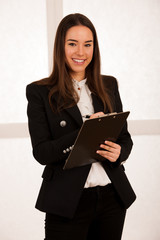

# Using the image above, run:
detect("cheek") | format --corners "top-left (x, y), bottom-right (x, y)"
top-left (88, 46), bottom-right (94, 56)
top-left (64, 50), bottom-right (73, 68)
top-left (88, 48), bottom-right (94, 61)
top-left (65, 46), bottom-right (74, 60)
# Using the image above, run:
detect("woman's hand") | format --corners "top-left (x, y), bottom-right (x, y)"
top-left (89, 112), bottom-right (104, 119)
top-left (96, 141), bottom-right (121, 162)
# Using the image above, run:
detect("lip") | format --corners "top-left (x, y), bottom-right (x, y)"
top-left (72, 58), bottom-right (86, 65)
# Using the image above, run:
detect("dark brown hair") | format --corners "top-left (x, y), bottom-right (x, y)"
top-left (37, 13), bottom-right (113, 112)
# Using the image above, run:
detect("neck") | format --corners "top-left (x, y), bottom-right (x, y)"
top-left (70, 72), bottom-right (85, 82)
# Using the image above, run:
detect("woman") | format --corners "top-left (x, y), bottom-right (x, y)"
top-left (26, 13), bottom-right (136, 240)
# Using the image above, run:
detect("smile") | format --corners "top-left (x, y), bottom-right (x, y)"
top-left (72, 58), bottom-right (86, 64)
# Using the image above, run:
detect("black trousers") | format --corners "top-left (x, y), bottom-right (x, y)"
top-left (44, 184), bottom-right (126, 240)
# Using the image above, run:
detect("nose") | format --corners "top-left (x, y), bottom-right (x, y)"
top-left (76, 45), bottom-right (84, 56)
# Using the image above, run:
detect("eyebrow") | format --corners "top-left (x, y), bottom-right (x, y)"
top-left (66, 39), bottom-right (93, 43)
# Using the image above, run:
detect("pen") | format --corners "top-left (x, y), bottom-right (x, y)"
top-left (83, 115), bottom-right (91, 119)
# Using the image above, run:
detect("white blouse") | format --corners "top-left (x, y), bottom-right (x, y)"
top-left (73, 79), bottom-right (110, 188)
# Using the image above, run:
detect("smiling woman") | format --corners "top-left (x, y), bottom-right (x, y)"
top-left (65, 25), bottom-right (94, 81)
top-left (26, 13), bottom-right (136, 240)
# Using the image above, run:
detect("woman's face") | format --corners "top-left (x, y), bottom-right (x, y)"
top-left (65, 25), bottom-right (94, 81)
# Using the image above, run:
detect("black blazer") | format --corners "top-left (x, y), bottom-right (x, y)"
top-left (26, 75), bottom-right (136, 218)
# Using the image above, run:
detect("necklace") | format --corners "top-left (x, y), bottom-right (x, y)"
top-left (73, 80), bottom-right (81, 91)
top-left (73, 78), bottom-right (87, 91)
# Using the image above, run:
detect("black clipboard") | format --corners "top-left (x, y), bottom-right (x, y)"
top-left (63, 111), bottom-right (130, 170)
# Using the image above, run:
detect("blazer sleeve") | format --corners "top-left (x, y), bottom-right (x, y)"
top-left (113, 78), bottom-right (133, 166)
top-left (26, 84), bottom-right (79, 166)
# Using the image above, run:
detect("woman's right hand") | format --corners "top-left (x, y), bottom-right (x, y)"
top-left (89, 112), bottom-right (104, 119)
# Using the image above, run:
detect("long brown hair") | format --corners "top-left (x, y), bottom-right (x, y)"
top-left (37, 13), bottom-right (113, 112)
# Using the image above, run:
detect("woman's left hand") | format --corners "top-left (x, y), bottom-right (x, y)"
top-left (96, 141), bottom-right (121, 162)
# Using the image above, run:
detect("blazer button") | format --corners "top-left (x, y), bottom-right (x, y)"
top-left (60, 120), bottom-right (66, 127)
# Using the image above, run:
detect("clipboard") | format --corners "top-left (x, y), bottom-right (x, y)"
top-left (63, 111), bottom-right (130, 170)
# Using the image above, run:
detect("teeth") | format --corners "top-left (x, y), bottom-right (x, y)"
top-left (73, 59), bottom-right (85, 63)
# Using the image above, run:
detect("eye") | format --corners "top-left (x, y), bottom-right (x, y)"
top-left (85, 43), bottom-right (92, 47)
top-left (68, 42), bottom-right (76, 46)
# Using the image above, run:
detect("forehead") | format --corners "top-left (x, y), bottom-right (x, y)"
top-left (65, 25), bottom-right (93, 41)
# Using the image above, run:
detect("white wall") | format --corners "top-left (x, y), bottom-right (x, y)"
top-left (124, 135), bottom-right (160, 239)
top-left (0, 0), bottom-right (160, 239)
top-left (0, 0), bottom-right (48, 123)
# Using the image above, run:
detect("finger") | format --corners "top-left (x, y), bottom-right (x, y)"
top-left (100, 144), bottom-right (112, 152)
top-left (100, 144), bottom-right (120, 154)
top-left (105, 141), bottom-right (117, 149)
top-left (90, 112), bottom-right (104, 119)
top-left (105, 141), bottom-right (121, 151)
top-left (96, 150), bottom-right (117, 162)
top-left (97, 150), bottom-right (114, 157)
top-left (97, 149), bottom-right (119, 158)
top-left (100, 143), bottom-right (115, 151)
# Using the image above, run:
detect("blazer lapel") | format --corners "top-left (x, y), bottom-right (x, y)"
top-left (65, 105), bottom-right (83, 127)
top-left (51, 92), bottom-right (83, 127)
